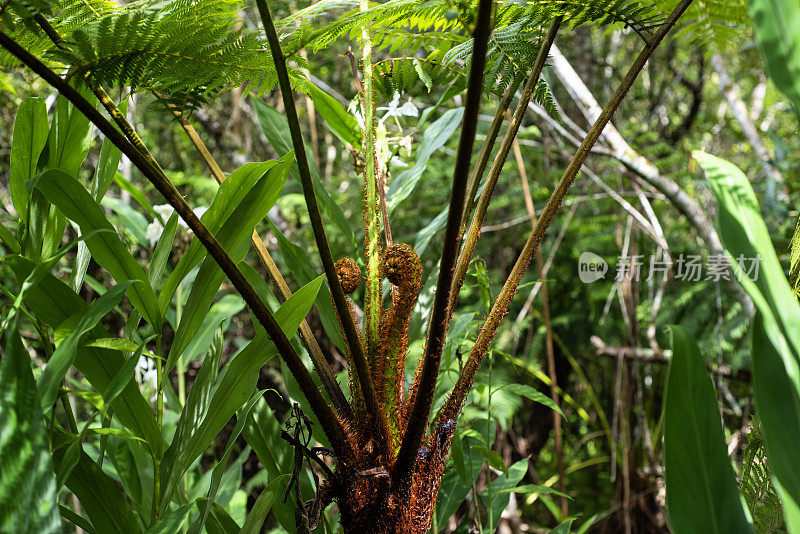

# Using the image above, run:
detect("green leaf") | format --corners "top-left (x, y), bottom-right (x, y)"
top-left (190, 390), bottom-right (264, 534)
top-left (145, 502), bottom-right (196, 534)
top-left (6, 255), bottom-right (162, 451)
top-left (107, 439), bottom-right (145, 516)
top-left (159, 277), bottom-right (321, 513)
top-left (478, 457), bottom-right (529, 533)
top-left (33, 169), bottom-right (162, 330)
top-left (696, 151), bottom-right (800, 518)
top-left (38, 281), bottom-right (133, 409)
top-left (159, 160), bottom-right (282, 311)
top-left (115, 172), bottom-right (158, 219)
top-left (51, 435), bottom-right (141, 534)
top-left (550, 519), bottom-right (574, 533)
top-left (307, 83), bottom-right (362, 147)
top-left (72, 98), bottom-right (128, 291)
top-left (0, 319), bottom-right (61, 534)
top-left (476, 446), bottom-right (507, 476)
top-left (165, 159), bottom-right (290, 373)
top-left (272, 221), bottom-right (342, 350)
top-left (747, 0), bottom-right (800, 112)
top-left (0, 222), bottom-right (21, 254)
top-left (102, 336), bottom-right (152, 409)
top-left (47, 87), bottom-right (94, 178)
top-left (387, 107), bottom-right (463, 212)
top-left (160, 326), bottom-right (226, 512)
top-left (205, 502), bottom-right (241, 534)
top-left (500, 383), bottom-right (564, 417)
top-left (182, 294), bottom-right (245, 363)
top-left (239, 475), bottom-right (288, 534)
top-left (435, 426), bottom-right (485, 526)
top-left (413, 58), bottom-right (433, 92)
top-left (58, 504), bottom-right (96, 534)
top-left (414, 206), bottom-right (448, 256)
top-left (663, 326), bottom-right (753, 534)
top-left (253, 98), bottom-right (357, 255)
top-left (150, 212), bottom-right (180, 287)
top-left (9, 97), bottom-right (48, 222)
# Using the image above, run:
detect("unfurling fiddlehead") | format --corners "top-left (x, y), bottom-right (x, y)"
top-left (378, 243), bottom-right (422, 449)
top-left (334, 257), bottom-right (365, 417)
top-left (335, 257), bottom-right (362, 295)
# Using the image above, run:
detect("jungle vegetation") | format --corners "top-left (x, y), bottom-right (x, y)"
top-left (1, 0), bottom-right (799, 532)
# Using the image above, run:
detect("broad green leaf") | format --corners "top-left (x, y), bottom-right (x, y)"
top-left (239, 475), bottom-right (288, 534)
top-left (102, 336), bottom-right (151, 409)
top-left (161, 327), bottom-right (225, 513)
top-left (166, 159), bottom-right (290, 373)
top-left (696, 151), bottom-right (800, 515)
top-left (41, 87), bottom-right (95, 259)
top-left (206, 502), bottom-right (241, 534)
top-left (500, 383), bottom-right (564, 417)
top-left (159, 160), bottom-right (282, 311)
top-left (101, 196), bottom-right (150, 245)
top-left (51, 435), bottom-right (140, 534)
top-left (47, 87), bottom-right (94, 177)
top-left (0, 222), bottom-right (21, 254)
top-left (159, 277), bottom-right (322, 513)
top-left (182, 294), bottom-right (244, 363)
top-left (550, 519), bottom-right (574, 533)
top-left (242, 397), bottom-right (315, 533)
top-left (38, 281), bottom-right (133, 409)
top-left (145, 502), bottom-right (196, 534)
top-left (414, 206), bottom-right (448, 256)
top-left (149, 212), bottom-right (180, 287)
top-left (387, 107), bottom-right (463, 212)
top-left (0, 319), bottom-right (61, 534)
top-left (34, 169), bottom-right (162, 330)
top-left (9, 97), bottom-right (47, 221)
top-left (478, 457), bottom-right (529, 533)
top-left (6, 255), bottom-right (162, 450)
top-left (747, 0), bottom-right (800, 112)
top-left (72, 99), bottom-right (128, 291)
top-left (752, 314), bottom-right (800, 533)
top-left (107, 439), bottom-right (146, 517)
top-left (189, 390), bottom-right (264, 534)
top-left (253, 98), bottom-right (357, 255)
top-left (307, 83), bottom-right (362, 147)
top-left (272, 221), bottom-right (342, 350)
top-left (663, 326), bottom-right (753, 534)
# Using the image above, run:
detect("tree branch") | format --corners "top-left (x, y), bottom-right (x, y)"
top-left (448, 17), bottom-right (562, 310)
top-left (254, 0), bottom-right (384, 432)
top-left (173, 112), bottom-right (352, 420)
top-left (392, 0), bottom-right (494, 487)
top-left (436, 0), bottom-right (696, 427)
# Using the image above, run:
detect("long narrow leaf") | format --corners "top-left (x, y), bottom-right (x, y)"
top-left (38, 281), bottom-right (133, 409)
top-left (663, 326), bottom-right (753, 533)
top-left (696, 151), bottom-right (800, 515)
top-left (9, 97), bottom-right (48, 222)
top-left (33, 169), bottom-right (162, 330)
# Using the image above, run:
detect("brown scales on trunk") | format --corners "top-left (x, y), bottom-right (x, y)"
top-left (319, 246), bottom-right (457, 533)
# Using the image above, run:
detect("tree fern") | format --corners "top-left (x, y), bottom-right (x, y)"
top-left (48, 0), bottom-right (304, 108)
